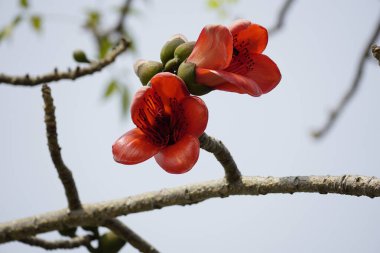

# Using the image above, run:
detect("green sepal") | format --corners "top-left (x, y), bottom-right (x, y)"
top-left (163, 57), bottom-right (180, 73)
top-left (177, 62), bottom-right (213, 96)
top-left (134, 60), bottom-right (163, 85)
top-left (174, 41), bottom-right (195, 63)
top-left (160, 35), bottom-right (186, 65)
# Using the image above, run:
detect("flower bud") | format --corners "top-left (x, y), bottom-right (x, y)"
top-left (177, 62), bottom-right (213, 96)
top-left (73, 50), bottom-right (90, 63)
top-left (163, 57), bottom-right (180, 73)
top-left (99, 231), bottom-right (126, 253)
top-left (134, 60), bottom-right (163, 85)
top-left (174, 41), bottom-right (195, 63)
top-left (160, 34), bottom-right (187, 65)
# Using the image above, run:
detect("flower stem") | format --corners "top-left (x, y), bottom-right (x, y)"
top-left (199, 132), bottom-right (241, 183)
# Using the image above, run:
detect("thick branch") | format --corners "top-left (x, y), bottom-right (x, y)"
top-left (1, 175), bottom-right (379, 243)
top-left (103, 219), bottom-right (159, 253)
top-left (19, 235), bottom-right (93, 250)
top-left (268, 0), bottom-right (295, 35)
top-left (312, 17), bottom-right (380, 139)
top-left (199, 133), bottom-right (241, 183)
top-left (0, 38), bottom-right (129, 86)
top-left (372, 44), bottom-right (380, 65)
top-left (42, 84), bottom-right (82, 210)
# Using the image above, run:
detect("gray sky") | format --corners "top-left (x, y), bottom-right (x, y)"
top-left (1, 0), bottom-right (380, 252)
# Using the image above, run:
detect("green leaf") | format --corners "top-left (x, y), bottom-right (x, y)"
top-left (121, 87), bottom-right (129, 116)
top-left (85, 10), bottom-right (100, 29)
top-left (0, 15), bottom-right (23, 42)
top-left (98, 36), bottom-right (111, 59)
top-left (12, 15), bottom-right (23, 26)
top-left (103, 80), bottom-right (119, 98)
top-left (208, 0), bottom-right (221, 9)
top-left (30, 15), bottom-right (42, 32)
top-left (20, 0), bottom-right (28, 8)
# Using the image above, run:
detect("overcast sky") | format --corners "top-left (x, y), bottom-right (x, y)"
top-left (1, 0), bottom-right (380, 252)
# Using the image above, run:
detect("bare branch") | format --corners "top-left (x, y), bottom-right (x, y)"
top-left (42, 85), bottom-right (158, 252)
top-left (372, 44), bottom-right (380, 65)
top-left (312, 18), bottom-right (380, 139)
top-left (113, 0), bottom-right (133, 34)
top-left (199, 133), bottom-right (241, 183)
top-left (19, 235), bottom-right (94, 250)
top-left (103, 219), bottom-right (160, 253)
top-left (0, 174), bottom-right (379, 243)
top-left (0, 38), bottom-right (129, 87)
top-left (268, 0), bottom-right (295, 35)
top-left (42, 84), bottom-right (82, 210)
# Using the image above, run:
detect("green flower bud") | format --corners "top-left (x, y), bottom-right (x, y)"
top-left (99, 231), bottom-right (126, 253)
top-left (58, 227), bottom-right (77, 237)
top-left (163, 57), bottom-right (180, 73)
top-left (174, 41), bottom-right (195, 63)
top-left (160, 34), bottom-right (187, 65)
top-left (73, 50), bottom-right (90, 63)
top-left (177, 62), bottom-right (213, 96)
top-left (134, 60), bottom-right (163, 85)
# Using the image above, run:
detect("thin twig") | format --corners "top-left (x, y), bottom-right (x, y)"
top-left (312, 18), bottom-right (380, 139)
top-left (0, 38), bottom-right (129, 86)
top-left (199, 132), bottom-right (241, 183)
top-left (372, 44), bottom-right (380, 65)
top-left (113, 0), bottom-right (133, 34)
top-left (42, 84), bottom-right (82, 210)
top-left (103, 219), bottom-right (160, 253)
top-left (268, 0), bottom-right (295, 35)
top-left (19, 235), bottom-right (94, 250)
top-left (1, 174), bottom-right (379, 243)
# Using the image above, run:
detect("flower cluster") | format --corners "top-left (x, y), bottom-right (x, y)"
top-left (112, 19), bottom-right (281, 174)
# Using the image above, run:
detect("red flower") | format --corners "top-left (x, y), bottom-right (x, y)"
top-left (112, 72), bottom-right (208, 174)
top-left (187, 19), bottom-right (281, 96)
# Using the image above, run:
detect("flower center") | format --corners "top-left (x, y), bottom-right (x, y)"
top-left (225, 42), bottom-right (255, 74)
top-left (136, 92), bottom-right (187, 147)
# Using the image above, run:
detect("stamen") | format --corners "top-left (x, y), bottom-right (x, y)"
top-left (136, 93), bottom-right (187, 146)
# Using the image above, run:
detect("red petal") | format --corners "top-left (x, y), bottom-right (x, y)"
top-left (181, 96), bottom-right (208, 137)
top-left (229, 19), bottom-right (251, 34)
top-left (195, 67), bottom-right (263, 96)
top-left (154, 135), bottom-right (200, 174)
top-left (150, 73), bottom-right (189, 113)
top-left (187, 25), bottom-right (233, 70)
top-left (130, 86), bottom-right (154, 127)
top-left (230, 20), bottom-right (268, 54)
top-left (244, 54), bottom-right (281, 94)
top-left (112, 128), bottom-right (161, 165)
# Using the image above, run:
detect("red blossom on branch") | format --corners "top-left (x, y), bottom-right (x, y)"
top-left (112, 72), bottom-right (208, 174)
top-left (187, 19), bottom-right (281, 96)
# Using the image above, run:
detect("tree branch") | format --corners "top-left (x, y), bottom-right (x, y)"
top-left (312, 17), bottom-right (380, 139)
top-left (19, 235), bottom-right (94, 250)
top-left (199, 133), bottom-right (241, 183)
top-left (0, 38), bottom-right (129, 87)
top-left (103, 219), bottom-right (160, 253)
top-left (1, 174), bottom-right (379, 243)
top-left (268, 0), bottom-right (295, 35)
top-left (42, 85), bottom-right (158, 253)
top-left (372, 44), bottom-right (380, 65)
top-left (113, 0), bottom-right (133, 34)
top-left (42, 84), bottom-right (82, 210)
